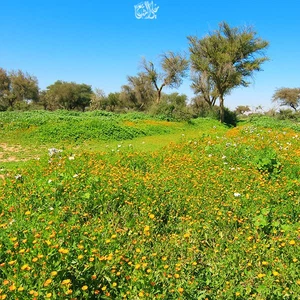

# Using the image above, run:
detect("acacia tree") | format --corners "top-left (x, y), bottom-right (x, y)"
top-left (141, 51), bottom-right (189, 103)
top-left (0, 69), bottom-right (39, 109)
top-left (10, 70), bottom-right (39, 101)
top-left (120, 73), bottom-right (156, 110)
top-left (190, 95), bottom-right (213, 117)
top-left (0, 68), bottom-right (11, 110)
top-left (191, 71), bottom-right (218, 107)
top-left (272, 87), bottom-right (300, 111)
top-left (235, 105), bottom-right (251, 115)
top-left (188, 22), bottom-right (269, 122)
top-left (89, 88), bottom-right (106, 110)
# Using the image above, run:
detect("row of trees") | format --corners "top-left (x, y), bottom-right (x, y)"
top-left (1, 22), bottom-right (299, 121)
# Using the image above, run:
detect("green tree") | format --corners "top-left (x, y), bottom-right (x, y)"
top-left (0, 69), bottom-right (39, 109)
top-left (272, 87), bottom-right (300, 111)
top-left (141, 51), bottom-right (189, 103)
top-left (10, 70), bottom-right (39, 106)
top-left (0, 68), bottom-right (11, 110)
top-left (188, 22), bottom-right (269, 122)
top-left (106, 92), bottom-right (120, 112)
top-left (44, 81), bottom-right (93, 111)
top-left (150, 92), bottom-right (191, 120)
top-left (74, 83), bottom-right (93, 111)
top-left (191, 71), bottom-right (218, 107)
top-left (190, 95), bottom-right (212, 117)
top-left (89, 88), bottom-right (106, 110)
top-left (235, 105), bottom-right (251, 115)
top-left (120, 73), bottom-right (156, 111)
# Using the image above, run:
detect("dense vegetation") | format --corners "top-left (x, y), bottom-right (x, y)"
top-left (0, 111), bottom-right (299, 299)
top-left (0, 22), bottom-right (276, 124)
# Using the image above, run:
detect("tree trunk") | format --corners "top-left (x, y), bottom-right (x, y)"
top-left (291, 104), bottom-right (297, 112)
top-left (156, 89), bottom-right (161, 104)
top-left (219, 96), bottom-right (224, 123)
top-left (156, 83), bottom-right (165, 104)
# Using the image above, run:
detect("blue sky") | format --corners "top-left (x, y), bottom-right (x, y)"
top-left (1, 0), bottom-right (299, 110)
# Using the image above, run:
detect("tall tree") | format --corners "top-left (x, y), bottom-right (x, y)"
top-left (272, 87), bottom-right (300, 111)
top-left (188, 22), bottom-right (269, 122)
top-left (141, 51), bottom-right (189, 103)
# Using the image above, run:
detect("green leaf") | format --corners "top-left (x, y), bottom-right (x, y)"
top-left (83, 192), bottom-right (91, 199)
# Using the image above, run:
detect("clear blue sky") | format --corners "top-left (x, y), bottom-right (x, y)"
top-left (1, 0), bottom-right (299, 110)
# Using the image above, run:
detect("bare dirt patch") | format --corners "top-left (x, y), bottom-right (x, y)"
top-left (0, 143), bottom-right (24, 162)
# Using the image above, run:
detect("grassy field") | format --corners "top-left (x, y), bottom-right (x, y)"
top-left (0, 111), bottom-right (299, 299)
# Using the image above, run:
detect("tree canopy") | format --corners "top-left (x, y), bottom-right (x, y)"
top-left (235, 105), bottom-right (251, 115)
top-left (0, 68), bottom-right (39, 110)
top-left (43, 81), bottom-right (93, 111)
top-left (188, 22), bottom-right (269, 122)
top-left (120, 73), bottom-right (156, 111)
top-left (141, 52), bottom-right (189, 103)
top-left (272, 87), bottom-right (300, 111)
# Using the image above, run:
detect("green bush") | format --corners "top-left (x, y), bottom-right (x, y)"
top-left (253, 147), bottom-right (282, 178)
top-left (276, 109), bottom-right (300, 121)
top-left (148, 93), bottom-right (192, 121)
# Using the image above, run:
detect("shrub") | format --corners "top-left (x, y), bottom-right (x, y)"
top-left (253, 147), bottom-right (282, 178)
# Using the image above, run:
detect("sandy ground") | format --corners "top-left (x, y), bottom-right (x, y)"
top-left (0, 143), bottom-right (22, 162)
top-left (0, 143), bottom-right (24, 180)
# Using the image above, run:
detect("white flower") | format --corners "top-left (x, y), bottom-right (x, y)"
top-left (48, 148), bottom-right (63, 157)
top-left (222, 155), bottom-right (226, 159)
top-left (15, 174), bottom-right (22, 180)
top-left (73, 174), bottom-right (78, 178)
top-left (117, 144), bottom-right (121, 148)
top-left (234, 193), bottom-right (241, 197)
top-left (48, 179), bottom-right (52, 184)
top-left (68, 156), bottom-right (75, 160)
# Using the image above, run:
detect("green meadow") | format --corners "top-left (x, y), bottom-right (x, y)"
top-left (0, 111), bottom-right (299, 299)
